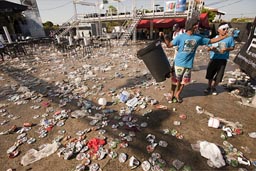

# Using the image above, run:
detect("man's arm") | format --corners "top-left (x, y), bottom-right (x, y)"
top-left (219, 46), bottom-right (235, 54)
top-left (207, 46), bottom-right (217, 52)
top-left (209, 35), bottom-right (228, 44)
top-left (159, 32), bottom-right (174, 48)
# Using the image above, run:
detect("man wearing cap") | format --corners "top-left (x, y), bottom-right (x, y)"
top-left (159, 17), bottom-right (228, 103)
top-left (172, 23), bottom-right (185, 40)
top-left (163, 23), bottom-right (185, 102)
top-left (204, 23), bottom-right (235, 95)
top-left (172, 23), bottom-right (185, 58)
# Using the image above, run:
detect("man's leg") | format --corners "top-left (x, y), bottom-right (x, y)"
top-left (204, 79), bottom-right (213, 94)
top-left (173, 67), bottom-right (190, 102)
top-left (175, 82), bottom-right (184, 101)
top-left (164, 83), bottom-right (176, 102)
top-left (175, 67), bottom-right (191, 103)
top-left (165, 74), bottom-right (177, 102)
top-left (208, 79), bottom-right (213, 88)
top-left (171, 84), bottom-right (176, 95)
top-left (205, 60), bottom-right (216, 93)
top-left (211, 60), bottom-right (227, 95)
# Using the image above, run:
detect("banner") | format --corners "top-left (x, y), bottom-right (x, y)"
top-left (234, 17), bottom-right (256, 80)
top-left (175, 0), bottom-right (186, 12)
top-left (165, 1), bottom-right (176, 12)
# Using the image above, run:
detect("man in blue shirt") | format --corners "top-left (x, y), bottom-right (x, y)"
top-left (160, 17), bottom-right (228, 103)
top-left (204, 23), bottom-right (235, 95)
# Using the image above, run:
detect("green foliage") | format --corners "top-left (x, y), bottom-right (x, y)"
top-left (43, 21), bottom-right (58, 30)
top-left (52, 25), bottom-right (59, 30)
top-left (201, 8), bottom-right (216, 22)
top-left (231, 18), bottom-right (254, 23)
top-left (107, 5), bottom-right (117, 14)
top-left (43, 21), bottom-right (53, 29)
top-left (105, 21), bottom-right (121, 32)
top-left (144, 9), bottom-right (151, 13)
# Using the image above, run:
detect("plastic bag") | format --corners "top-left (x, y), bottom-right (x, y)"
top-left (199, 141), bottom-right (225, 168)
top-left (21, 142), bottom-right (59, 166)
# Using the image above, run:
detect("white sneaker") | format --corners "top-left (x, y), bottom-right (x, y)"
top-left (212, 88), bottom-right (218, 95)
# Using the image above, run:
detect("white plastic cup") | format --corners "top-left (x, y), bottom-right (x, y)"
top-left (119, 91), bottom-right (130, 103)
top-left (98, 98), bottom-right (107, 106)
top-left (208, 117), bottom-right (220, 128)
top-left (228, 78), bottom-right (236, 85)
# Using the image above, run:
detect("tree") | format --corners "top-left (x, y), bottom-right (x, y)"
top-left (43, 21), bottom-right (54, 29)
top-left (42, 21), bottom-right (59, 30)
top-left (231, 18), bottom-right (254, 23)
top-left (201, 8), bottom-right (216, 22)
top-left (107, 5), bottom-right (117, 15)
top-left (42, 21), bottom-right (59, 36)
top-left (105, 21), bottom-right (121, 32)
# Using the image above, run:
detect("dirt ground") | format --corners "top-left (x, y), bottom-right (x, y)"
top-left (0, 40), bottom-right (255, 171)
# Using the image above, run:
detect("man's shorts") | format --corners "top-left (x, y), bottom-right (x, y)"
top-left (171, 66), bottom-right (191, 85)
top-left (206, 59), bottom-right (227, 83)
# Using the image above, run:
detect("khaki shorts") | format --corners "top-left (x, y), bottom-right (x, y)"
top-left (171, 66), bottom-right (191, 85)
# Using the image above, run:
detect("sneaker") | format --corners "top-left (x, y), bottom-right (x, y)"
top-left (212, 88), bottom-right (218, 95)
top-left (204, 87), bottom-right (211, 94)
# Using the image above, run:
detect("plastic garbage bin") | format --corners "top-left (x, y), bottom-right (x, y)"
top-left (137, 40), bottom-right (171, 82)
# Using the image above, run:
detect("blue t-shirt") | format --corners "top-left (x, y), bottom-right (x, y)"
top-left (209, 36), bottom-right (235, 60)
top-left (172, 33), bottom-right (210, 68)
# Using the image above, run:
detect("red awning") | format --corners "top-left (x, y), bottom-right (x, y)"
top-left (137, 18), bottom-right (186, 29)
top-left (137, 19), bottom-right (150, 28)
top-left (154, 18), bottom-right (186, 28)
top-left (200, 13), bottom-right (210, 28)
top-left (137, 13), bottom-right (209, 29)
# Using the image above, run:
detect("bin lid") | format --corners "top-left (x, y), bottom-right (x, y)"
top-left (137, 40), bottom-right (162, 59)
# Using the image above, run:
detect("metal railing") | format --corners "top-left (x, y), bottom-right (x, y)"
top-left (56, 15), bottom-right (81, 38)
top-left (118, 11), bottom-right (144, 46)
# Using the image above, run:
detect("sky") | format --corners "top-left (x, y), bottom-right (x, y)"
top-left (7, 0), bottom-right (256, 24)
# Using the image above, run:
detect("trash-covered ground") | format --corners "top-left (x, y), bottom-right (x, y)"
top-left (0, 40), bottom-right (255, 171)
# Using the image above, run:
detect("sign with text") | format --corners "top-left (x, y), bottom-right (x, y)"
top-left (234, 17), bottom-right (256, 79)
top-left (165, 1), bottom-right (176, 12)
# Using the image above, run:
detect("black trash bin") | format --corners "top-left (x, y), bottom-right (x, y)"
top-left (137, 40), bottom-right (171, 82)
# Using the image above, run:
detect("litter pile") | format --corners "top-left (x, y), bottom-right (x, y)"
top-left (0, 40), bottom-right (255, 171)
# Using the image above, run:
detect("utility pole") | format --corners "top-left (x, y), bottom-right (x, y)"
top-left (152, 0), bottom-right (155, 15)
top-left (132, 0), bottom-right (135, 16)
top-left (97, 0), bottom-right (102, 37)
top-left (132, 0), bottom-right (137, 42)
top-left (73, 0), bottom-right (78, 20)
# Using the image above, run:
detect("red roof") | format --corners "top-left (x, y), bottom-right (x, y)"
top-left (199, 13), bottom-right (210, 28)
top-left (137, 13), bottom-right (209, 29)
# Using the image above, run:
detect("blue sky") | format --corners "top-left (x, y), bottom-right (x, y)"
top-left (8, 0), bottom-right (256, 24)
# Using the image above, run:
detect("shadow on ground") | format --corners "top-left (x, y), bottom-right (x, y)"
top-left (1, 54), bottom-right (251, 171)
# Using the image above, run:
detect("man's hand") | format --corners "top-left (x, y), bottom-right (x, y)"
top-left (159, 32), bottom-right (165, 42)
top-left (208, 46), bottom-right (217, 52)
top-left (219, 48), bottom-right (226, 54)
top-left (159, 32), bottom-right (164, 37)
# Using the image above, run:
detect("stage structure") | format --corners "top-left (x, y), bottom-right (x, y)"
top-left (57, 0), bottom-right (205, 45)
top-left (20, 0), bottom-right (45, 37)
